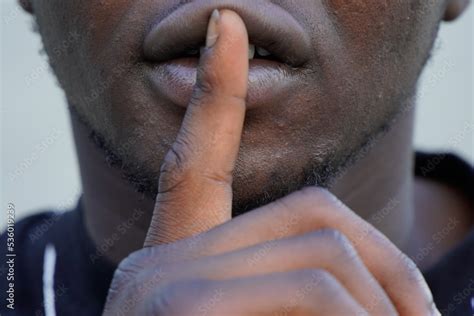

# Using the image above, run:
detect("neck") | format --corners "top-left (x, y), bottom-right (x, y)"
top-left (331, 107), bottom-right (416, 251)
top-left (72, 116), bottom-right (155, 264)
top-left (73, 104), bottom-right (417, 265)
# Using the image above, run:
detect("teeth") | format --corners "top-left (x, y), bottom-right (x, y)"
top-left (256, 46), bottom-right (271, 57)
top-left (248, 44), bottom-right (255, 60)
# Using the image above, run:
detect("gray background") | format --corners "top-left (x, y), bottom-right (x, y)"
top-left (1, 1), bottom-right (473, 228)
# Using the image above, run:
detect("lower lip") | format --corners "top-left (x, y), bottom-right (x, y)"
top-left (146, 58), bottom-right (301, 109)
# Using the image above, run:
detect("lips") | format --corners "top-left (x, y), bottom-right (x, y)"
top-left (142, 1), bottom-right (312, 109)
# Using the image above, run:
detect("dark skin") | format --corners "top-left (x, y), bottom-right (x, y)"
top-left (20, 0), bottom-right (471, 314)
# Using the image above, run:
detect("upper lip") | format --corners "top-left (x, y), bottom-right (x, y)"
top-left (143, 0), bottom-right (311, 67)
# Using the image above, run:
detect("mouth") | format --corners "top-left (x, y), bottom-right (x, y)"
top-left (143, 1), bottom-right (312, 109)
top-left (157, 43), bottom-right (280, 63)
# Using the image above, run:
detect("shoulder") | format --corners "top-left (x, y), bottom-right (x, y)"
top-left (415, 152), bottom-right (474, 315)
top-left (424, 231), bottom-right (474, 316)
top-left (0, 203), bottom-right (114, 315)
top-left (415, 152), bottom-right (473, 201)
top-left (1, 210), bottom-right (68, 314)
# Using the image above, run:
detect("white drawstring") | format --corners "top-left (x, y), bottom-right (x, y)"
top-left (42, 244), bottom-right (57, 316)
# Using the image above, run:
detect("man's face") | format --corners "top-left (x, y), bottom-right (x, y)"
top-left (32, 0), bottom-right (445, 212)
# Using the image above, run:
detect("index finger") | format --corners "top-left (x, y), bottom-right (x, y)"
top-left (145, 10), bottom-right (250, 246)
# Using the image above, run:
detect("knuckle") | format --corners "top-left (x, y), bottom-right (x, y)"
top-left (293, 268), bottom-right (335, 289)
top-left (192, 51), bottom-right (247, 106)
top-left (352, 222), bottom-right (380, 248)
top-left (300, 186), bottom-right (345, 208)
top-left (155, 279), bottom-right (216, 315)
top-left (301, 186), bottom-right (332, 200)
top-left (201, 169), bottom-right (233, 187)
top-left (396, 251), bottom-right (425, 284)
top-left (297, 186), bottom-right (330, 203)
top-left (192, 79), bottom-right (246, 109)
top-left (288, 269), bottom-right (367, 315)
top-left (161, 141), bottom-right (190, 175)
top-left (112, 248), bottom-right (167, 289)
top-left (159, 143), bottom-right (232, 194)
top-left (154, 280), bottom-right (194, 315)
top-left (194, 75), bottom-right (215, 97)
top-left (294, 269), bottom-right (343, 301)
top-left (310, 270), bottom-right (344, 298)
top-left (319, 227), bottom-right (347, 242)
top-left (105, 262), bottom-right (166, 315)
top-left (159, 143), bottom-right (194, 193)
top-left (290, 187), bottom-right (345, 218)
top-left (318, 229), bottom-right (359, 262)
top-left (320, 228), bottom-right (351, 248)
top-left (195, 63), bottom-right (220, 97)
top-left (114, 249), bottom-right (150, 281)
top-left (393, 252), bottom-right (436, 311)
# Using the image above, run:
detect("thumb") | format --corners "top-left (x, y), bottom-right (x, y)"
top-left (144, 9), bottom-right (249, 246)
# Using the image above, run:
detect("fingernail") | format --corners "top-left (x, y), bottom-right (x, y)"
top-left (206, 9), bottom-right (220, 48)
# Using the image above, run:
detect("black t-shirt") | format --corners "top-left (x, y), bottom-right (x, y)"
top-left (1, 153), bottom-right (473, 315)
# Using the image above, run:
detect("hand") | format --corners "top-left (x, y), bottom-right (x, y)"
top-left (103, 9), bottom-right (438, 316)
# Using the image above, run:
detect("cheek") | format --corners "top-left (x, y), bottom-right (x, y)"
top-left (81, 0), bottom-right (134, 52)
top-left (34, 0), bottom-right (134, 66)
top-left (34, 1), bottom-right (88, 95)
top-left (33, 0), bottom-right (129, 135)
top-left (324, 0), bottom-right (444, 101)
top-left (327, 0), bottom-right (443, 50)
